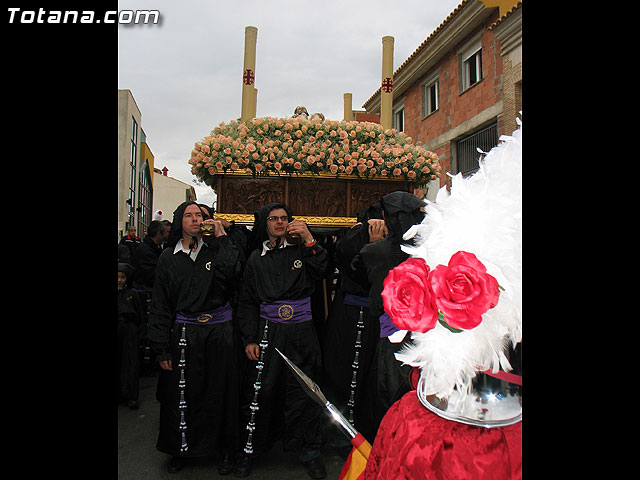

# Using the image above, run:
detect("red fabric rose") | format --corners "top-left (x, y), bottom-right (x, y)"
top-left (381, 257), bottom-right (438, 333)
top-left (429, 251), bottom-right (500, 330)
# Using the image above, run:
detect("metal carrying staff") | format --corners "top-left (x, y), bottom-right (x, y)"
top-left (274, 348), bottom-right (372, 459)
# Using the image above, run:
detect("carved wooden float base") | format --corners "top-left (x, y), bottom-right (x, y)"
top-left (213, 172), bottom-right (413, 228)
top-left (214, 212), bottom-right (358, 228)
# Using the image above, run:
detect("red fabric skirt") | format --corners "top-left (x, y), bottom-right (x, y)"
top-left (364, 391), bottom-right (521, 479)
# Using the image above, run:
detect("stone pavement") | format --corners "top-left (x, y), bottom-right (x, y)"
top-left (118, 372), bottom-right (351, 479)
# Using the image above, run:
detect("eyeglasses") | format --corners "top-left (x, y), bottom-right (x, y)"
top-left (266, 215), bottom-right (289, 222)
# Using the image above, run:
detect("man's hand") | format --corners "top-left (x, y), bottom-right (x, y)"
top-left (367, 219), bottom-right (388, 242)
top-left (201, 219), bottom-right (227, 243)
top-left (245, 343), bottom-right (260, 361)
top-left (287, 220), bottom-right (313, 244)
top-left (159, 359), bottom-right (173, 371)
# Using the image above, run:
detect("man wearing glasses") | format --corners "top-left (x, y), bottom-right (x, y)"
top-left (234, 202), bottom-right (328, 479)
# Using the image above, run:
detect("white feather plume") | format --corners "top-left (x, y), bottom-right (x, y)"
top-left (397, 120), bottom-right (522, 398)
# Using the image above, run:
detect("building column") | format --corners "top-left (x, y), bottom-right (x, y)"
top-left (380, 35), bottom-right (394, 130)
top-left (241, 26), bottom-right (258, 122)
top-left (343, 93), bottom-right (353, 121)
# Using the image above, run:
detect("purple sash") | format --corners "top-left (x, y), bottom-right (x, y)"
top-left (260, 297), bottom-right (312, 324)
top-left (343, 294), bottom-right (369, 308)
top-left (379, 312), bottom-right (399, 338)
top-left (176, 301), bottom-right (232, 325)
top-left (132, 281), bottom-right (154, 294)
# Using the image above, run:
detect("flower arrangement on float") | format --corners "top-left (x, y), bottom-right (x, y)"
top-left (188, 116), bottom-right (441, 186)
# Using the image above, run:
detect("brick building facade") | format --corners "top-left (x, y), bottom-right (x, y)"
top-left (362, 0), bottom-right (522, 194)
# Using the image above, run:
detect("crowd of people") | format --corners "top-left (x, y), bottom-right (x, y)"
top-left (117, 191), bottom-right (427, 478)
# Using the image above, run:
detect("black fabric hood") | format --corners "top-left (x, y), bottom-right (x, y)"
top-left (167, 201), bottom-right (203, 249)
top-left (246, 202), bottom-right (293, 254)
top-left (380, 191), bottom-right (426, 242)
top-left (117, 262), bottom-right (134, 287)
top-left (356, 202), bottom-right (383, 224)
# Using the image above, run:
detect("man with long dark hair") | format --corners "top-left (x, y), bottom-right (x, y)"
top-left (235, 202), bottom-right (328, 479)
top-left (148, 201), bottom-right (245, 475)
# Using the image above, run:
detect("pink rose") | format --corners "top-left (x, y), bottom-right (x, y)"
top-left (429, 251), bottom-right (500, 330)
top-left (382, 258), bottom-right (438, 333)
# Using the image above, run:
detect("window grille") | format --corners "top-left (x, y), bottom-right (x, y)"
top-left (455, 123), bottom-right (498, 177)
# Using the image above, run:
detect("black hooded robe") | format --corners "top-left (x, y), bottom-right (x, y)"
top-left (147, 201), bottom-right (245, 458)
top-left (131, 235), bottom-right (164, 363)
top-left (350, 191), bottom-right (426, 442)
top-left (320, 204), bottom-right (383, 434)
top-left (236, 203), bottom-right (328, 458)
top-left (118, 263), bottom-right (145, 404)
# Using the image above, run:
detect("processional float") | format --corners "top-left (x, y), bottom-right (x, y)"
top-left (188, 26), bottom-right (441, 230)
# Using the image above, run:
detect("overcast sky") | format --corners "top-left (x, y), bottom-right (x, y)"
top-left (117, 0), bottom-right (463, 209)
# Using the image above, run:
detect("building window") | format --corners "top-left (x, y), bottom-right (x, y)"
top-left (393, 102), bottom-right (404, 132)
top-left (455, 122), bottom-right (498, 177)
top-left (138, 161), bottom-right (152, 236)
top-left (128, 117), bottom-right (138, 227)
top-left (459, 37), bottom-right (483, 92)
top-left (462, 49), bottom-right (482, 90)
top-left (422, 78), bottom-right (439, 117)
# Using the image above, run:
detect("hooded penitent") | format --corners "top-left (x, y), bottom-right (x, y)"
top-left (379, 191), bottom-right (426, 263)
top-left (380, 191), bottom-right (425, 236)
top-left (245, 202), bottom-right (293, 254)
top-left (166, 201), bottom-right (203, 250)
